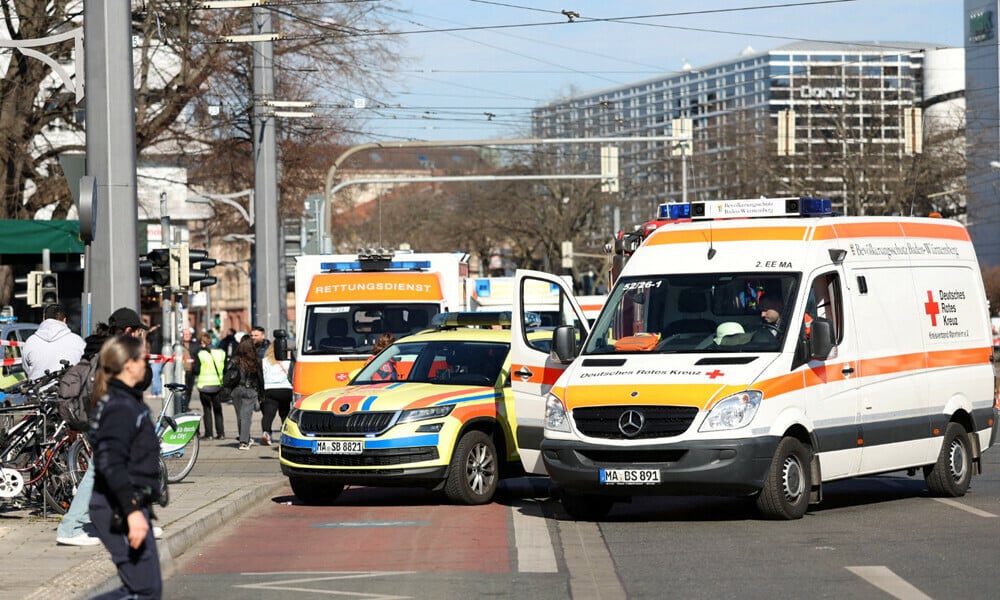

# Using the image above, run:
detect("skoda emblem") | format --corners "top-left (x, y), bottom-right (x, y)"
top-left (339, 403), bottom-right (350, 413)
top-left (618, 409), bottom-right (645, 438)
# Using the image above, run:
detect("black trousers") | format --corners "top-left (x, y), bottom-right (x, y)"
top-left (198, 387), bottom-right (226, 437)
top-left (89, 489), bottom-right (161, 600)
top-left (261, 387), bottom-right (292, 435)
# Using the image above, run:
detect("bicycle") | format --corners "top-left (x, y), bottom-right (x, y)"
top-left (155, 383), bottom-right (202, 483)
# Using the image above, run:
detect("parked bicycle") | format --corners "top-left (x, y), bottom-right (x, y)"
top-left (156, 383), bottom-right (201, 483)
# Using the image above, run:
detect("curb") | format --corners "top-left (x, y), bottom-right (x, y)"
top-left (29, 477), bottom-right (287, 600)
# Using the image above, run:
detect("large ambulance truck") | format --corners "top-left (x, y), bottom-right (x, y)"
top-left (292, 250), bottom-right (468, 398)
top-left (465, 276), bottom-right (605, 325)
top-left (510, 197), bottom-right (998, 520)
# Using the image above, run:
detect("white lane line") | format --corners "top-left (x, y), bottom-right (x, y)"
top-left (236, 571), bottom-right (414, 597)
top-left (847, 566), bottom-right (933, 600)
top-left (559, 519), bottom-right (626, 600)
top-left (932, 498), bottom-right (997, 518)
top-left (511, 499), bottom-right (558, 573)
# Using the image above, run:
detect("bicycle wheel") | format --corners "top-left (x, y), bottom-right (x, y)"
top-left (67, 437), bottom-right (91, 486)
top-left (162, 432), bottom-right (199, 483)
top-left (42, 445), bottom-right (74, 514)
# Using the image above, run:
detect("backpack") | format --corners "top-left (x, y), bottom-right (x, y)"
top-left (222, 360), bottom-right (241, 390)
top-left (57, 356), bottom-right (100, 432)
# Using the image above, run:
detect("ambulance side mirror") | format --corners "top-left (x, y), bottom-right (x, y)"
top-left (808, 318), bottom-right (834, 360)
top-left (551, 325), bottom-right (578, 364)
top-left (273, 329), bottom-right (289, 361)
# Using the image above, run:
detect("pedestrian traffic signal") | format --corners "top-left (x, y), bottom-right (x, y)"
top-left (38, 272), bottom-right (58, 305)
top-left (179, 244), bottom-right (218, 291)
top-left (140, 249), bottom-right (172, 290)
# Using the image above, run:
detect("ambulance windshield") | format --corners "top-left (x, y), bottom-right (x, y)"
top-left (302, 304), bottom-right (437, 355)
top-left (583, 273), bottom-right (800, 354)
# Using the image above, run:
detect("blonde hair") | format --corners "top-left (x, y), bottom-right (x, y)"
top-left (92, 335), bottom-right (144, 405)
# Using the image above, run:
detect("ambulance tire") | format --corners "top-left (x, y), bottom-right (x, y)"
top-left (924, 422), bottom-right (972, 497)
top-left (756, 437), bottom-right (811, 520)
top-left (445, 430), bottom-right (498, 505)
top-left (290, 477), bottom-right (344, 506)
top-left (559, 490), bottom-right (614, 521)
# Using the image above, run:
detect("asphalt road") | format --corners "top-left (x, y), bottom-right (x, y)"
top-left (164, 448), bottom-right (1000, 599)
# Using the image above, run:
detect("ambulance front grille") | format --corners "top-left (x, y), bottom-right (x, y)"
top-left (573, 405), bottom-right (698, 440)
top-left (297, 411), bottom-right (395, 436)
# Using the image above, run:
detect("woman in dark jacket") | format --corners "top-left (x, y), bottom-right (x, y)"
top-left (230, 336), bottom-right (264, 450)
top-left (89, 334), bottom-right (162, 599)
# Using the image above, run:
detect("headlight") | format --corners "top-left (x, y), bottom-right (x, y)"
top-left (699, 391), bottom-right (762, 432)
top-left (287, 406), bottom-right (301, 425)
top-left (397, 405), bottom-right (454, 424)
top-left (544, 394), bottom-right (571, 432)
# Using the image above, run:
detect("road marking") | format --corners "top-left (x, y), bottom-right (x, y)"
top-left (847, 566), bottom-right (933, 600)
top-left (559, 520), bottom-right (626, 600)
top-left (311, 521), bottom-right (431, 528)
top-left (932, 498), bottom-right (997, 518)
top-left (236, 571), bottom-right (414, 597)
top-left (511, 499), bottom-right (557, 573)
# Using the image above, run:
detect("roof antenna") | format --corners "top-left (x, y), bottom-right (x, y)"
top-left (707, 219), bottom-right (716, 260)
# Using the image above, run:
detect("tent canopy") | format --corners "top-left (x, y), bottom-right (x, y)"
top-left (0, 220), bottom-right (83, 254)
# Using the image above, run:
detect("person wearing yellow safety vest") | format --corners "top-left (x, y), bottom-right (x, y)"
top-left (194, 331), bottom-right (227, 440)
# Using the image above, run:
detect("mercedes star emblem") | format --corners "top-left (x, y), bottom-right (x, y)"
top-left (618, 409), bottom-right (645, 437)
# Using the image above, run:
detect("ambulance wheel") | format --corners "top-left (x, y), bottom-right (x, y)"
top-left (924, 422), bottom-right (972, 497)
top-left (559, 490), bottom-right (614, 521)
top-left (756, 437), bottom-right (811, 520)
top-left (290, 477), bottom-right (343, 505)
top-left (445, 430), bottom-right (498, 505)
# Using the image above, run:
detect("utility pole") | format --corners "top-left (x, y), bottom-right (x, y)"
top-left (252, 7), bottom-right (282, 336)
top-left (84, 2), bottom-right (140, 322)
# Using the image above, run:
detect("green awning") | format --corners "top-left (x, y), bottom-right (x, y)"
top-left (0, 220), bottom-right (83, 254)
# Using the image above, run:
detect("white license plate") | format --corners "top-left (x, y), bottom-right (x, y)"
top-left (600, 468), bottom-right (660, 485)
top-left (314, 440), bottom-right (364, 455)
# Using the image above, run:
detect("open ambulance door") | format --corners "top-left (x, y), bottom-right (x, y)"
top-left (511, 269), bottom-right (591, 475)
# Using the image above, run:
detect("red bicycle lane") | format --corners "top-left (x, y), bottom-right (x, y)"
top-left (177, 485), bottom-right (513, 575)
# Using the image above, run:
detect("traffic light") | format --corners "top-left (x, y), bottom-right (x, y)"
top-left (179, 244), bottom-right (218, 291)
top-left (38, 272), bottom-right (58, 305)
top-left (14, 271), bottom-right (40, 307)
top-left (140, 249), bottom-right (172, 290)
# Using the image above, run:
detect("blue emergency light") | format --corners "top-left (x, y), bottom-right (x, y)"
top-left (657, 203), bottom-right (692, 220)
top-left (320, 260), bottom-right (433, 272)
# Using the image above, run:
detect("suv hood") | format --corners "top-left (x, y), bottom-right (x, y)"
top-left (298, 381), bottom-right (501, 414)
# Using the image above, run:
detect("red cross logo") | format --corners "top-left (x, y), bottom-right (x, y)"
top-left (706, 369), bottom-right (725, 379)
top-left (923, 290), bottom-right (940, 326)
top-left (335, 372), bottom-right (349, 382)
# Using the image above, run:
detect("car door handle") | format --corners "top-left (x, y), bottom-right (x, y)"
top-left (513, 367), bottom-right (534, 381)
top-left (842, 365), bottom-right (855, 375)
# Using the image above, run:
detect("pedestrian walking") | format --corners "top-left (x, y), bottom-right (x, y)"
top-left (56, 308), bottom-right (159, 547)
top-left (180, 327), bottom-right (200, 411)
top-left (228, 336), bottom-right (263, 450)
top-left (21, 303), bottom-right (85, 380)
top-left (89, 334), bottom-right (163, 599)
top-left (195, 331), bottom-right (227, 440)
top-left (260, 341), bottom-right (292, 446)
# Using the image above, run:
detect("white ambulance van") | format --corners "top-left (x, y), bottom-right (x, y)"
top-left (511, 197), bottom-right (998, 520)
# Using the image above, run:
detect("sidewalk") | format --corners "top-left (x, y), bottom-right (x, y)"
top-left (0, 397), bottom-right (287, 600)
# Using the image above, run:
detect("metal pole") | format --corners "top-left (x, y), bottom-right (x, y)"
top-left (84, 1), bottom-right (139, 320)
top-left (252, 7), bottom-right (282, 336)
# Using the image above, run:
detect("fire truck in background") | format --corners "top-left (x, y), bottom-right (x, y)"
top-left (291, 249), bottom-right (469, 398)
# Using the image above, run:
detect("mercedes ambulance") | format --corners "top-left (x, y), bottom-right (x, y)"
top-left (292, 250), bottom-right (468, 398)
top-left (510, 197), bottom-right (998, 520)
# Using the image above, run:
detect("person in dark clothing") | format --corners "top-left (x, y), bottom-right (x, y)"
top-left (230, 336), bottom-right (264, 450)
top-left (219, 328), bottom-right (238, 358)
top-left (180, 328), bottom-right (200, 412)
top-left (89, 334), bottom-right (162, 599)
top-left (250, 325), bottom-right (270, 359)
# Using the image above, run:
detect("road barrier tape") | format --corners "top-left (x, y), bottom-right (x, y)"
top-left (0, 339), bottom-right (22, 347)
top-left (148, 354), bottom-right (174, 364)
top-left (0, 357), bottom-right (19, 366)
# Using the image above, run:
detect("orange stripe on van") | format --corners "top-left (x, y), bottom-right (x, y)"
top-left (645, 226), bottom-right (809, 246)
top-left (811, 220), bottom-right (968, 242)
top-left (564, 383), bottom-right (727, 411)
top-left (305, 272), bottom-right (444, 302)
top-left (510, 363), bottom-right (565, 386)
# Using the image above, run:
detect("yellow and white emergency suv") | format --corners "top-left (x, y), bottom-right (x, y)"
top-left (292, 250), bottom-right (468, 398)
top-left (510, 197), bottom-right (999, 520)
top-left (280, 312), bottom-right (536, 506)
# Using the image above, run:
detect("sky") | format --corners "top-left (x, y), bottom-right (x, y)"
top-left (346, 0), bottom-right (964, 142)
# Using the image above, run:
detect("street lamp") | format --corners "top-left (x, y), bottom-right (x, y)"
top-left (187, 190), bottom-right (254, 226)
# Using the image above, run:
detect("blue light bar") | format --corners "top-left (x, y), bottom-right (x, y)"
top-left (657, 203), bottom-right (691, 220)
top-left (320, 260), bottom-right (433, 272)
top-left (798, 197), bottom-right (833, 216)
